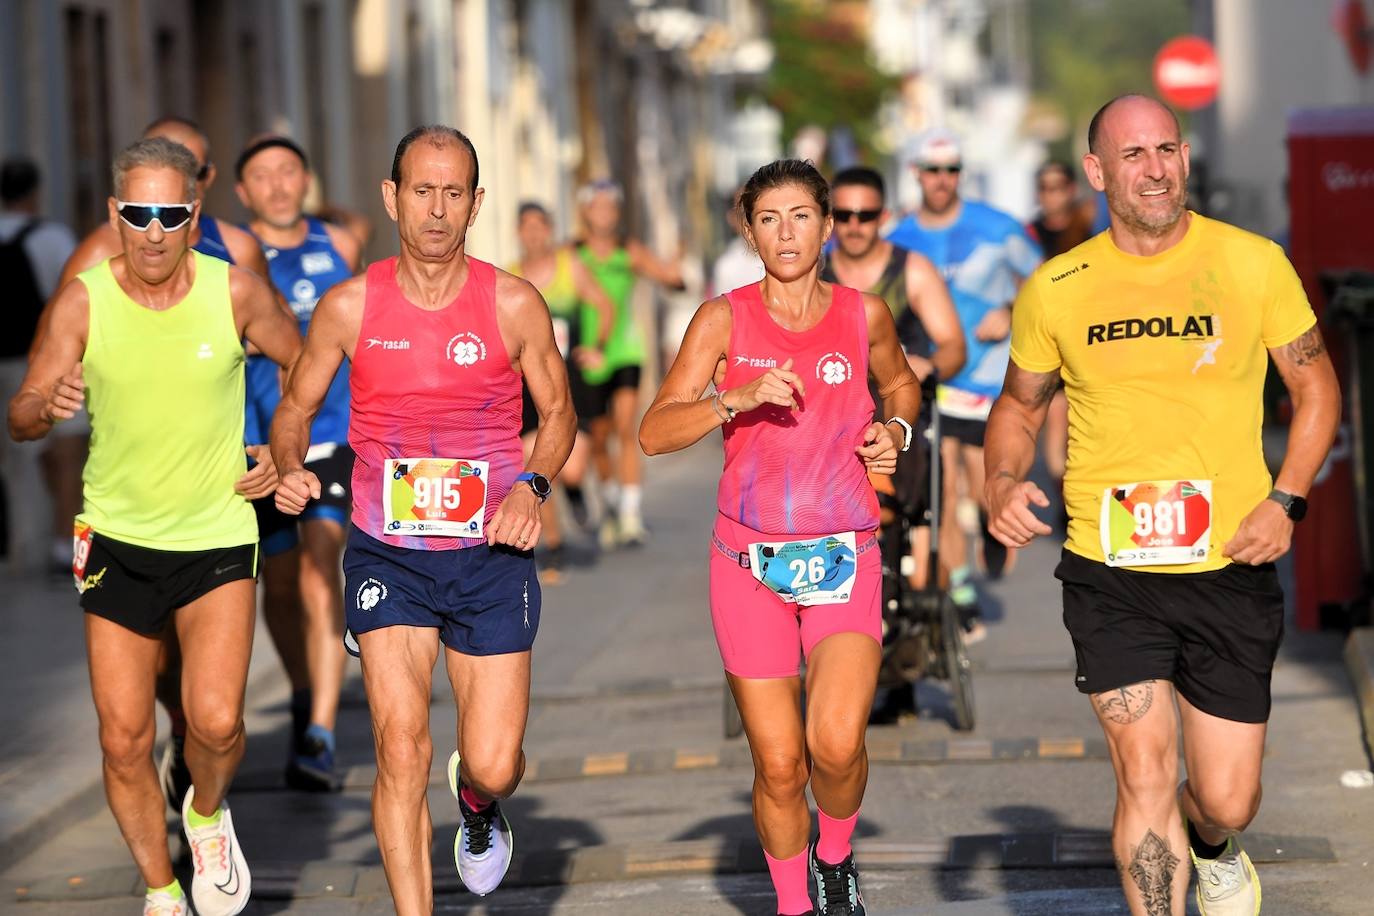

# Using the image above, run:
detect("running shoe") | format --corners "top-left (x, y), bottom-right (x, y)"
top-left (618, 514), bottom-right (648, 548)
top-left (809, 844), bottom-right (865, 915)
top-left (285, 724), bottom-right (339, 792)
top-left (157, 732), bottom-right (192, 812)
top-left (448, 751), bottom-right (514, 896)
top-left (182, 786), bottom-right (251, 916)
top-left (598, 516), bottom-right (621, 550)
top-left (142, 888), bottom-right (188, 916)
top-left (1191, 835), bottom-right (1261, 915)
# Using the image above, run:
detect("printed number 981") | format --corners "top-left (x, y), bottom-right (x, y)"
top-left (1134, 500), bottom-right (1186, 538)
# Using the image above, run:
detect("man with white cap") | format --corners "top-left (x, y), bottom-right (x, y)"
top-left (887, 128), bottom-right (1041, 639)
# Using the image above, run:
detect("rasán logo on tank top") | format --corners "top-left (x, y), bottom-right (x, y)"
top-left (816, 352), bottom-right (853, 386)
top-left (1086, 314), bottom-right (1216, 346)
top-left (733, 354), bottom-right (778, 369)
top-left (446, 332), bottom-right (487, 367)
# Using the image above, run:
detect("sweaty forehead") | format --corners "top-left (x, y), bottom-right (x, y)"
top-left (123, 166), bottom-right (192, 202)
top-left (402, 142), bottom-right (473, 187)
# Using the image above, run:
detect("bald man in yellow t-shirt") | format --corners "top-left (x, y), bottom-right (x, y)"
top-left (985, 95), bottom-right (1340, 916)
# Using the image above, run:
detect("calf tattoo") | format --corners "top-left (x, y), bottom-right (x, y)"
top-left (1127, 829), bottom-right (1179, 916)
top-left (1094, 680), bottom-right (1155, 724)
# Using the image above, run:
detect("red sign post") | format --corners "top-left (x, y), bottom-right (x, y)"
top-left (1154, 36), bottom-right (1220, 110)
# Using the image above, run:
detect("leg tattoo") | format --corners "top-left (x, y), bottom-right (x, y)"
top-left (1095, 680), bottom-right (1155, 725)
top-left (1127, 829), bottom-right (1179, 916)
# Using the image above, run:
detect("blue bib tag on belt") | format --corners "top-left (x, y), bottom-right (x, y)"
top-left (747, 532), bottom-right (858, 606)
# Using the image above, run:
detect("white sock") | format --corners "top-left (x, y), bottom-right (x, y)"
top-left (603, 480), bottom-right (622, 515)
top-left (619, 484), bottom-right (642, 523)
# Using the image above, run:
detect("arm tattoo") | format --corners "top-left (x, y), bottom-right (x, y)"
top-left (1093, 680), bottom-right (1155, 724)
top-left (1127, 829), bottom-right (1179, 916)
top-left (1279, 327), bottom-right (1326, 366)
top-left (1031, 373), bottom-right (1059, 406)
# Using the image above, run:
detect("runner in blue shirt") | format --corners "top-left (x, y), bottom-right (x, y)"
top-left (887, 128), bottom-right (1041, 639)
top-left (236, 135), bottom-right (362, 790)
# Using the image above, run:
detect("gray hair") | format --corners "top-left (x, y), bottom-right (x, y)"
top-left (112, 137), bottom-right (198, 200)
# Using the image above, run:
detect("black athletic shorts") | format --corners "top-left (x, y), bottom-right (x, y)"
top-left (76, 531), bottom-right (258, 637)
top-left (887, 425), bottom-right (934, 525)
top-left (524, 371), bottom-right (596, 436)
top-left (580, 365), bottom-right (643, 421)
top-left (254, 495), bottom-right (298, 557)
top-left (940, 414), bottom-right (986, 448)
top-left (1056, 549), bottom-right (1285, 723)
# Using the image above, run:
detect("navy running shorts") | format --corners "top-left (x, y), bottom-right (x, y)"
top-left (342, 525), bottom-right (540, 657)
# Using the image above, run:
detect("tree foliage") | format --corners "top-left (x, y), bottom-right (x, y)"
top-left (1028, 0), bottom-right (1192, 158)
top-left (761, 0), bottom-right (897, 165)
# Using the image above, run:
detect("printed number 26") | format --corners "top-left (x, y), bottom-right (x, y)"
top-left (1133, 500), bottom-right (1186, 538)
top-left (789, 556), bottom-right (827, 589)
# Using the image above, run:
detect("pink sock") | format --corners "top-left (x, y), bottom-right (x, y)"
top-left (816, 807), bottom-right (859, 865)
top-left (763, 848), bottom-right (811, 915)
top-left (459, 784), bottom-right (491, 812)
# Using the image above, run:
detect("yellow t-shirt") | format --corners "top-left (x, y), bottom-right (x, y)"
top-left (1009, 212), bottom-right (1316, 573)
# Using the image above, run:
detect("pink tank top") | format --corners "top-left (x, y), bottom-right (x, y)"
top-left (717, 282), bottom-right (879, 535)
top-left (349, 256), bottom-right (522, 550)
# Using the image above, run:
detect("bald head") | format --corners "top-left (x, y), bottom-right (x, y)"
top-left (1087, 95), bottom-right (1181, 156)
top-left (143, 116), bottom-right (210, 170)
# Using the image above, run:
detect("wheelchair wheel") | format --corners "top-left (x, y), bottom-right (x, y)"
top-left (940, 594), bottom-right (976, 731)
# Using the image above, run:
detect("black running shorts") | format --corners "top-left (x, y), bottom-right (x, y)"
top-left (77, 531), bottom-right (258, 636)
top-left (1056, 549), bottom-right (1285, 723)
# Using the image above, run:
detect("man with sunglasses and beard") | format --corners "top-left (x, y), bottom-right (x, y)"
top-left (31, 116), bottom-right (293, 817)
top-left (887, 128), bottom-right (1042, 641)
top-left (822, 167), bottom-right (964, 717)
top-left (9, 137), bottom-right (301, 916)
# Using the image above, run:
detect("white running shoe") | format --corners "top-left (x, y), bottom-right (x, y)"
top-left (1192, 835), bottom-right (1261, 915)
top-left (142, 888), bottom-right (188, 916)
top-left (182, 786), bottom-right (251, 916)
top-left (447, 751), bottom-right (514, 896)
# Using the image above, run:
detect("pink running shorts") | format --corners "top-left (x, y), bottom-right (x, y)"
top-left (708, 513), bottom-right (882, 679)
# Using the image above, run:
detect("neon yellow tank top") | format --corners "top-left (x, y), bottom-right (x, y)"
top-left (78, 252), bottom-right (257, 549)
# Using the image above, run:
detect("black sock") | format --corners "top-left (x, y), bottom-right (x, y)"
top-left (565, 485), bottom-right (585, 509)
top-left (1187, 820), bottom-right (1229, 859)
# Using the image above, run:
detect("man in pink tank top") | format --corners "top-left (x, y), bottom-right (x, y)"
top-left (271, 126), bottom-right (576, 913)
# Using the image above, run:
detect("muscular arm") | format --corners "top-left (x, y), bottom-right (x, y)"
top-left (232, 266), bottom-right (302, 370)
top-left (9, 281), bottom-right (90, 441)
top-left (627, 237), bottom-right (686, 290)
top-left (904, 252), bottom-right (966, 381)
top-left (865, 292), bottom-right (921, 428)
top-left (985, 364), bottom-right (1060, 485)
top-left (270, 277), bottom-right (362, 478)
top-left (639, 297), bottom-right (733, 455)
top-left (1268, 325), bottom-right (1341, 497)
top-left (570, 253), bottom-right (615, 349)
top-left (500, 272), bottom-right (576, 480)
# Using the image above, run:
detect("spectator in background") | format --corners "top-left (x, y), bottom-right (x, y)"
top-left (0, 157), bottom-right (78, 570)
top-left (709, 190), bottom-right (764, 298)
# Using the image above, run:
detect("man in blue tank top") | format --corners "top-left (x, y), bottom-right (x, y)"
top-left (236, 135), bottom-right (362, 791)
top-left (887, 128), bottom-right (1042, 639)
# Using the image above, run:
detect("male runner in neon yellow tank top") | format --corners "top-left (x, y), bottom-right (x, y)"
top-left (985, 96), bottom-right (1340, 916)
top-left (8, 138), bottom-right (301, 916)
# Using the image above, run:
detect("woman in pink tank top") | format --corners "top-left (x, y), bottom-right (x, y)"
top-left (641, 160), bottom-right (920, 916)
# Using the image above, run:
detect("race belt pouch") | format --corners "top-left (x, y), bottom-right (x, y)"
top-left (382, 457), bottom-right (489, 537)
top-left (747, 532), bottom-right (859, 606)
top-left (1100, 479), bottom-right (1212, 568)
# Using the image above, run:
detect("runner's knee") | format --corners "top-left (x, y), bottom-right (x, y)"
top-left (375, 723), bottom-right (432, 785)
top-left (98, 720), bottom-right (155, 773)
top-left (1114, 743), bottom-right (1178, 807)
top-left (753, 750), bottom-right (810, 800)
top-left (1192, 781), bottom-right (1261, 833)
top-left (185, 706), bottom-right (244, 754)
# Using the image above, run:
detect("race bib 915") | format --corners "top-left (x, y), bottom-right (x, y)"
top-left (382, 457), bottom-right (488, 537)
top-left (1100, 479), bottom-right (1211, 567)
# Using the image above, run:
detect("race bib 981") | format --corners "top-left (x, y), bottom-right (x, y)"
top-left (382, 458), bottom-right (488, 537)
top-left (1100, 479), bottom-right (1211, 567)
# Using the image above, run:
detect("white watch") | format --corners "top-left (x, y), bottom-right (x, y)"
top-left (885, 417), bottom-right (913, 453)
